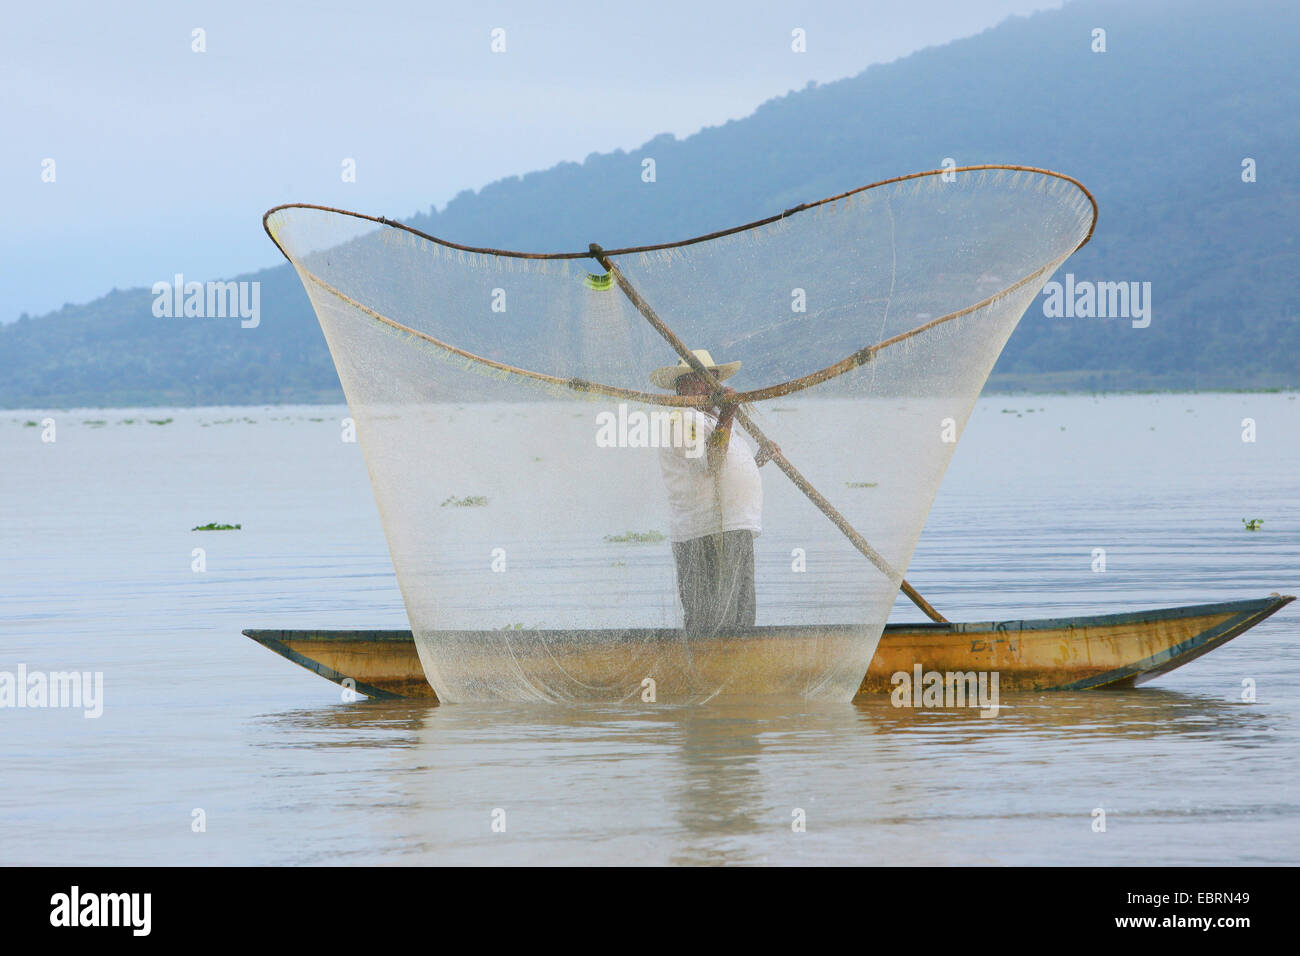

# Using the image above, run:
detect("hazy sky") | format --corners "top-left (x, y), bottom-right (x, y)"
top-left (1, 0), bottom-right (1064, 321)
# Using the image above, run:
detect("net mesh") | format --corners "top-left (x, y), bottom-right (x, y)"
top-left (266, 166), bottom-right (1096, 702)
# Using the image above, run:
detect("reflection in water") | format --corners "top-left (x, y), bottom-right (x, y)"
top-left (244, 686), bottom-right (1281, 865)
top-left (254, 700), bottom-right (434, 743)
top-left (667, 705), bottom-right (767, 865)
top-left (857, 687), bottom-right (1276, 742)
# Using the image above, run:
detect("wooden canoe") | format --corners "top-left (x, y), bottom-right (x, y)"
top-left (243, 593), bottom-right (1293, 701)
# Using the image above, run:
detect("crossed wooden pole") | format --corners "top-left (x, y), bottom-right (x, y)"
top-left (589, 243), bottom-right (947, 624)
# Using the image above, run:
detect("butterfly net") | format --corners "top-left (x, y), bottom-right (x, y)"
top-left (265, 166), bottom-right (1095, 703)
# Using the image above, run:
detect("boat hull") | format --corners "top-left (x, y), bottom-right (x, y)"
top-left (243, 594), bottom-right (1293, 701)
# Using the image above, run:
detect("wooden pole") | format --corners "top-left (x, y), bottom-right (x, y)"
top-left (589, 243), bottom-right (948, 624)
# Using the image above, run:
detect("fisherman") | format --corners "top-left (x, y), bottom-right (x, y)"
top-left (651, 350), bottom-right (777, 636)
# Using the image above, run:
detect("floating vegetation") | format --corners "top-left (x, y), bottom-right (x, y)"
top-left (119, 418), bottom-right (135, 425)
top-left (604, 530), bottom-right (666, 544)
top-left (610, 560), bottom-right (626, 567)
top-left (1242, 518), bottom-right (1264, 531)
top-left (83, 419), bottom-right (107, 427)
top-left (1001, 409), bottom-right (1017, 414)
top-left (23, 420), bottom-right (38, 427)
top-left (441, 495), bottom-right (488, 508)
top-left (192, 522), bottom-right (241, 531)
top-left (846, 481), bottom-right (878, 488)
top-left (148, 418), bottom-right (173, 426)
top-left (498, 622), bottom-right (538, 630)
top-left (308, 417), bottom-right (325, 422)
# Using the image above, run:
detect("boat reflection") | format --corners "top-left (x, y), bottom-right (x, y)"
top-left (853, 686), bottom-right (1275, 741)
top-left (247, 686), bottom-right (1273, 864)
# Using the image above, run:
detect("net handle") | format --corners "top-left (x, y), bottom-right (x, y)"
top-left (589, 243), bottom-right (948, 624)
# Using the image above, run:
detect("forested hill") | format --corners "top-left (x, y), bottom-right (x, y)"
top-left (4, 0), bottom-right (1296, 408)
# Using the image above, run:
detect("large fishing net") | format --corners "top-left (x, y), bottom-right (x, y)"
top-left (265, 166), bottom-right (1096, 703)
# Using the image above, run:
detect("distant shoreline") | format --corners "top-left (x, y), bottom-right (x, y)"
top-left (8, 372), bottom-right (1297, 413)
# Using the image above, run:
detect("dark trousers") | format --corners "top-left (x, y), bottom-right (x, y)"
top-left (671, 530), bottom-right (756, 636)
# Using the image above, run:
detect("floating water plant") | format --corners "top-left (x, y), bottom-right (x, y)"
top-left (604, 530), bottom-right (666, 544)
top-left (441, 495), bottom-right (488, 508)
top-left (846, 481), bottom-right (878, 488)
top-left (192, 522), bottom-right (241, 531)
top-left (1243, 518), bottom-right (1264, 531)
top-left (148, 418), bottom-right (173, 425)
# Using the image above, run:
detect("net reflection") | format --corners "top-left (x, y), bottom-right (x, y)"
top-left (247, 684), bottom-right (1274, 864)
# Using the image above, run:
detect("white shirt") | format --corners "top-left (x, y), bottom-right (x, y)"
top-left (658, 408), bottom-right (763, 543)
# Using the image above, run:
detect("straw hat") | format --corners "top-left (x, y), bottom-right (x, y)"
top-left (649, 349), bottom-right (742, 389)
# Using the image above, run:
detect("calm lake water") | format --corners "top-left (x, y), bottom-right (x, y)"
top-left (1, 393), bottom-right (1297, 865)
